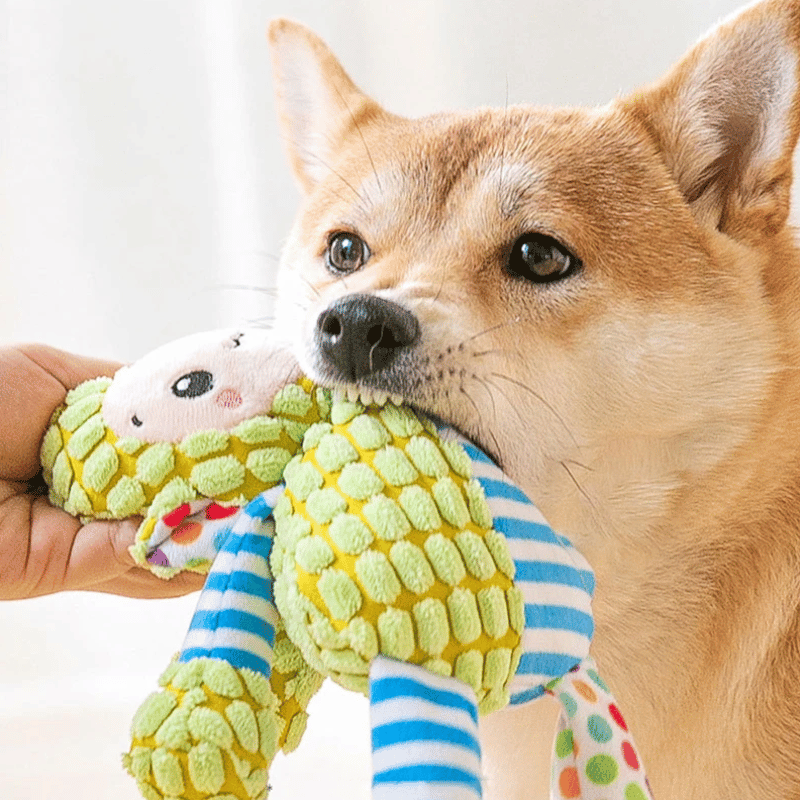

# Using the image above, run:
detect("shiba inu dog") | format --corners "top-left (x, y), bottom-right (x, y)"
top-left (267, 1), bottom-right (800, 797)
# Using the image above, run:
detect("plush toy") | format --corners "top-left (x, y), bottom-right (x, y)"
top-left (41, 328), bottom-right (654, 800)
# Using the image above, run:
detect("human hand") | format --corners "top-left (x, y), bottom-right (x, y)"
top-left (0, 344), bottom-right (206, 599)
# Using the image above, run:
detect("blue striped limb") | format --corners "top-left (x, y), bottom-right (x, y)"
top-left (125, 491), bottom-right (324, 800)
top-left (444, 431), bottom-right (596, 702)
top-left (370, 656), bottom-right (484, 800)
top-left (179, 491), bottom-right (279, 673)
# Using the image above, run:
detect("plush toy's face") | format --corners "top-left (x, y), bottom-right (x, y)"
top-left (102, 329), bottom-right (300, 442)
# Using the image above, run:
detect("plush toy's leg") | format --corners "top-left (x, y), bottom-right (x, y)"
top-left (370, 656), bottom-right (484, 800)
top-left (126, 489), bottom-right (323, 800)
top-left (545, 659), bottom-right (653, 800)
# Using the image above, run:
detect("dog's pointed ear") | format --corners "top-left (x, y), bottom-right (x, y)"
top-left (268, 19), bottom-right (385, 194)
top-left (625, 0), bottom-right (800, 242)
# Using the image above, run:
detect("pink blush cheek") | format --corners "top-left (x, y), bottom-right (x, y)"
top-left (215, 388), bottom-right (243, 409)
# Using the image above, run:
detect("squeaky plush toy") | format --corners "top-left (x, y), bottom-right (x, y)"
top-left (41, 328), bottom-right (654, 800)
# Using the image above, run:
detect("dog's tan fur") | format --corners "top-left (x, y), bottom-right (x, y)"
top-left (268, 2), bottom-right (800, 797)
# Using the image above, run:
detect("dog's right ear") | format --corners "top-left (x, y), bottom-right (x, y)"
top-left (268, 20), bottom-right (386, 194)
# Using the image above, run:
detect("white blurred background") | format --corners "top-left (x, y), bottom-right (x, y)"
top-left (0, 0), bottom-right (755, 798)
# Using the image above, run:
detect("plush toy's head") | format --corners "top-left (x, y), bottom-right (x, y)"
top-left (40, 328), bottom-right (330, 574)
top-left (102, 329), bottom-right (299, 442)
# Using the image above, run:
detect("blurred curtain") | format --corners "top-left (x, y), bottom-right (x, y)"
top-left (0, 1), bottom-right (749, 798)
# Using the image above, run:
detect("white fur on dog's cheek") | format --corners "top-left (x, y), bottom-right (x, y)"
top-left (582, 311), bottom-right (775, 441)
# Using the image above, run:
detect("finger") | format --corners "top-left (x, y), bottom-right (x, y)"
top-left (31, 499), bottom-right (208, 597)
top-left (0, 345), bottom-right (122, 481)
top-left (68, 512), bottom-right (207, 597)
top-left (0, 496), bottom-right (203, 599)
top-left (87, 568), bottom-right (207, 598)
top-left (59, 514), bottom-right (146, 593)
top-left (1, 497), bottom-right (133, 597)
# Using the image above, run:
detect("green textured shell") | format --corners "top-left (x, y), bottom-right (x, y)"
top-left (271, 401), bottom-right (523, 713)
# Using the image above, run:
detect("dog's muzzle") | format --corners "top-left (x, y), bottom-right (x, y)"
top-left (315, 293), bottom-right (420, 382)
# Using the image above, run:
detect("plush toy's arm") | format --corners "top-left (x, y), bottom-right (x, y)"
top-left (449, 432), bottom-right (596, 704)
top-left (178, 489), bottom-right (281, 672)
top-left (545, 659), bottom-right (652, 800)
top-left (125, 490), bottom-right (324, 800)
top-left (451, 430), bottom-right (653, 800)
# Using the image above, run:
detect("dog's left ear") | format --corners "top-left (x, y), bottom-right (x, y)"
top-left (626, 0), bottom-right (800, 242)
top-left (268, 19), bottom-right (388, 195)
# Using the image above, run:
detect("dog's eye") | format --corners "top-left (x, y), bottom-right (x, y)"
top-left (326, 232), bottom-right (370, 275)
top-left (507, 233), bottom-right (581, 283)
top-left (172, 370), bottom-right (214, 398)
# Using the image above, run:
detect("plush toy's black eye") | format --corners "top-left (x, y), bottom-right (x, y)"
top-left (326, 232), bottom-right (370, 275)
top-left (131, 415), bottom-right (143, 427)
top-left (172, 370), bottom-right (214, 398)
top-left (506, 233), bottom-right (581, 283)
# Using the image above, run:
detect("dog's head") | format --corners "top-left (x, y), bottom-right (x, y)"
top-left (267, 2), bottom-right (800, 551)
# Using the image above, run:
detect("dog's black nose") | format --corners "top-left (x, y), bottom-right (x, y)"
top-left (316, 294), bottom-right (420, 382)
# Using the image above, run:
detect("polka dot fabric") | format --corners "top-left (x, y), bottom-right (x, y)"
top-left (546, 658), bottom-right (653, 799)
top-left (141, 499), bottom-right (240, 571)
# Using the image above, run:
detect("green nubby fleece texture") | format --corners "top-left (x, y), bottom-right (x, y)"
top-left (41, 379), bottom-right (330, 521)
top-left (271, 401), bottom-right (524, 713)
top-left (126, 632), bottom-right (324, 800)
top-left (40, 378), bottom-right (331, 574)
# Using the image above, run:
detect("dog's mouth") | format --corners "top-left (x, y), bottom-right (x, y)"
top-left (318, 375), bottom-right (502, 468)
top-left (301, 341), bottom-right (422, 411)
top-left (328, 382), bottom-right (406, 409)
top-left (298, 292), bottom-right (502, 465)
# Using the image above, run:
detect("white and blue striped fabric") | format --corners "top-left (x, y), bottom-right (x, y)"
top-left (370, 657), bottom-right (484, 800)
top-left (454, 434), bottom-right (596, 705)
top-left (177, 488), bottom-right (282, 675)
top-left (367, 426), bottom-right (597, 799)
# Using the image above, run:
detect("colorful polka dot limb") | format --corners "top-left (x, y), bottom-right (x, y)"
top-left (547, 659), bottom-right (654, 799)
top-left (142, 499), bottom-right (240, 571)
